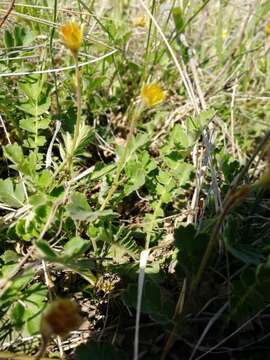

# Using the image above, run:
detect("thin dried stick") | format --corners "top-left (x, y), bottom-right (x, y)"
top-left (0, 0), bottom-right (16, 28)
top-left (0, 49), bottom-right (117, 78)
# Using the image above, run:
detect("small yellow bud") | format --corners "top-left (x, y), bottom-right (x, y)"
top-left (265, 23), bottom-right (270, 35)
top-left (141, 83), bottom-right (166, 107)
top-left (40, 299), bottom-right (82, 339)
top-left (133, 15), bottom-right (146, 28)
top-left (59, 21), bottom-right (83, 53)
top-left (222, 29), bottom-right (228, 40)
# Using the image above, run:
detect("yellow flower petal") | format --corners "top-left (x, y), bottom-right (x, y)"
top-left (60, 21), bottom-right (82, 53)
top-left (266, 23), bottom-right (270, 35)
top-left (133, 15), bottom-right (146, 28)
top-left (141, 83), bottom-right (166, 107)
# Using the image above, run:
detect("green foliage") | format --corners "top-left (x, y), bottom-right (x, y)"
top-left (67, 192), bottom-right (114, 221)
top-left (230, 265), bottom-right (270, 322)
top-left (0, 178), bottom-right (25, 208)
top-left (122, 261), bottom-right (174, 324)
top-left (0, 251), bottom-right (47, 337)
top-left (175, 224), bottom-right (209, 278)
top-left (123, 277), bottom-right (175, 324)
top-left (3, 26), bottom-right (34, 51)
top-left (1, 1), bottom-right (270, 358)
top-left (9, 284), bottom-right (47, 336)
top-left (224, 216), bottom-right (264, 266)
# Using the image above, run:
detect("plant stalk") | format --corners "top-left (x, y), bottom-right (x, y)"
top-left (68, 52), bottom-right (82, 172)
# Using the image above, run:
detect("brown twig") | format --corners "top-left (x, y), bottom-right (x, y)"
top-left (0, 0), bottom-right (16, 28)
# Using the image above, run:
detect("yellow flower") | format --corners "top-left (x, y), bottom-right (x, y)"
top-left (60, 21), bottom-right (82, 53)
top-left (141, 83), bottom-right (166, 107)
top-left (222, 29), bottom-right (228, 40)
top-left (40, 299), bottom-right (83, 338)
top-left (266, 23), bottom-right (270, 35)
top-left (133, 15), bottom-right (146, 28)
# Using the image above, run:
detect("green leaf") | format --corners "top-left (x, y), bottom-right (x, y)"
top-left (63, 237), bottom-right (90, 257)
top-left (122, 278), bottom-right (174, 324)
top-left (0, 267), bottom-right (34, 306)
top-left (35, 240), bottom-right (96, 285)
top-left (18, 151), bottom-right (37, 177)
top-left (117, 133), bottom-right (148, 160)
top-left (230, 265), bottom-right (270, 322)
top-left (4, 30), bottom-right (14, 49)
top-left (19, 74), bottom-right (48, 102)
top-left (67, 192), bottom-right (114, 221)
top-left (174, 162), bottom-right (194, 185)
top-left (20, 117), bottom-right (36, 133)
top-left (29, 193), bottom-right (47, 207)
top-left (14, 26), bottom-right (24, 47)
top-left (1, 250), bottom-right (19, 263)
top-left (124, 160), bottom-right (145, 196)
top-left (197, 109), bottom-right (215, 128)
top-left (38, 118), bottom-right (51, 129)
top-left (90, 163), bottom-right (116, 180)
top-left (37, 169), bottom-right (53, 189)
top-left (10, 302), bottom-right (25, 330)
top-left (3, 143), bottom-right (24, 165)
top-left (35, 240), bottom-right (58, 260)
top-left (175, 225), bottom-right (209, 277)
top-left (22, 284), bottom-right (47, 335)
top-left (171, 124), bottom-right (193, 149)
top-left (14, 181), bottom-right (25, 204)
top-left (172, 7), bottom-right (184, 33)
top-left (225, 240), bottom-right (264, 265)
top-left (0, 178), bottom-right (25, 208)
top-left (69, 192), bottom-right (91, 212)
top-left (17, 97), bottom-right (50, 117)
top-left (224, 217), bottom-right (264, 265)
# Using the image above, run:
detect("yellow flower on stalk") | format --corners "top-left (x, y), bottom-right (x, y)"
top-left (266, 23), bottom-right (270, 35)
top-left (60, 21), bottom-right (82, 53)
top-left (141, 83), bottom-right (166, 107)
top-left (40, 299), bottom-right (83, 338)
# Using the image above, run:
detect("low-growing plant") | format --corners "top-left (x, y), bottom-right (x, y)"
top-left (1, 1), bottom-right (270, 360)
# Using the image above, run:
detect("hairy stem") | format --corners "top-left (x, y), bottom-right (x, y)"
top-left (67, 52), bottom-right (82, 174)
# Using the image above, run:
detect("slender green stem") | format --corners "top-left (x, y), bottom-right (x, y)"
top-left (73, 54), bottom-right (82, 154)
top-left (67, 52), bottom-right (82, 174)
